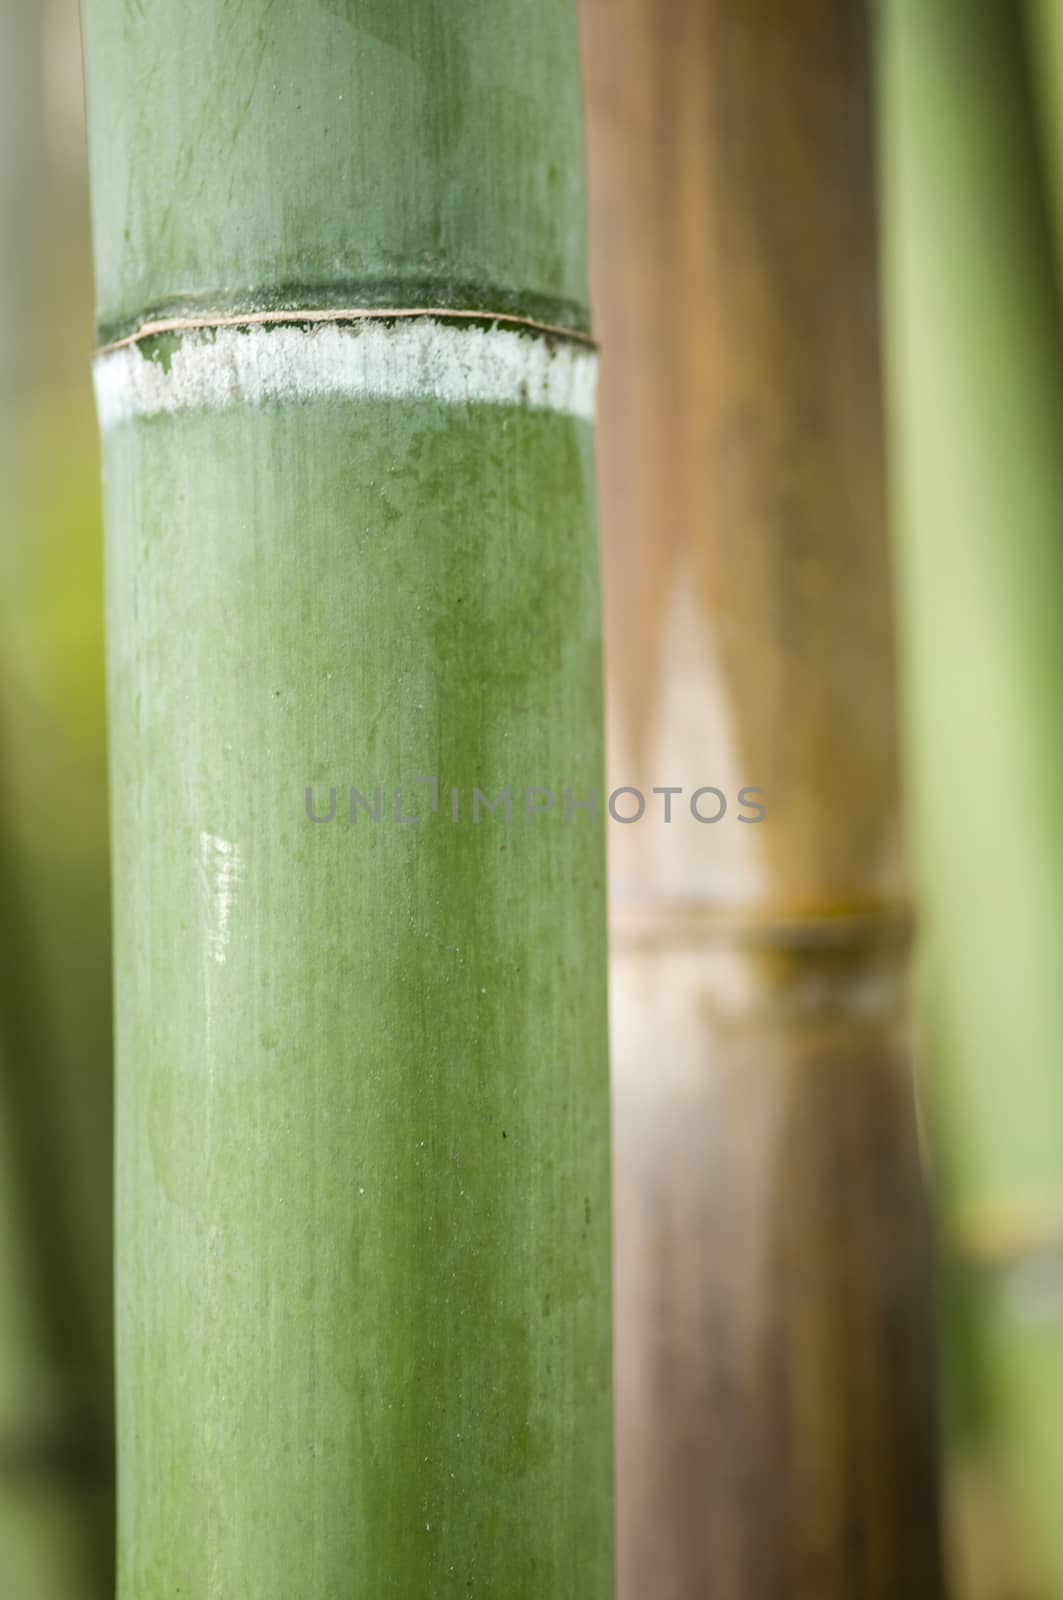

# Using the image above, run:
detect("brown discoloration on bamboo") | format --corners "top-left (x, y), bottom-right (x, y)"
top-left (586, 0), bottom-right (902, 909)
top-left (610, 901), bottom-right (912, 952)
top-left (611, 943), bottom-right (940, 1597)
top-left (581, 0), bottom-right (942, 1592)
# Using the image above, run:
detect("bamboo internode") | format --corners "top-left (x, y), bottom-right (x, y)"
top-left (582, 0), bottom-right (943, 1592)
top-left (80, 3), bottom-right (613, 1594)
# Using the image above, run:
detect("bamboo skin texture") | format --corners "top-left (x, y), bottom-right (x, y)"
top-left (581, 1), bottom-right (943, 1594)
top-left (80, 3), bottom-right (612, 1596)
top-left (883, 4), bottom-right (1063, 1593)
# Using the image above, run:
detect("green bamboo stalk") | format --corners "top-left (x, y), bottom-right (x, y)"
top-left (80, 2), bottom-right (612, 1595)
top-left (879, 3), bottom-right (1063, 1593)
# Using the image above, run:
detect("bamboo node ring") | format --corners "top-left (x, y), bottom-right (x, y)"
top-left (94, 306), bottom-right (599, 359)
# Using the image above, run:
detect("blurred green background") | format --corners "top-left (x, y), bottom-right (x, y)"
top-left (4, 1), bottom-right (1063, 1596)
top-left (1, 1), bottom-right (112, 1593)
top-left (881, 4), bottom-right (1063, 1596)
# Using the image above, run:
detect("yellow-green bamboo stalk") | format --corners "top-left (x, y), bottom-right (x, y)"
top-left (0, 1), bottom-right (112, 1593)
top-left (1027, 0), bottom-right (1063, 278)
top-left (880, 3), bottom-right (1063, 1593)
top-left (81, 2), bottom-right (613, 1594)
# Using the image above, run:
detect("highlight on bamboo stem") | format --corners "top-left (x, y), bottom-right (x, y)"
top-left (581, 0), bottom-right (942, 1594)
top-left (78, 1), bottom-right (612, 1596)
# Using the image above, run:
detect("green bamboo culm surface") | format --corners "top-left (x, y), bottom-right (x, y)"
top-left (80, 4), bottom-right (613, 1596)
top-left (879, 3), bottom-right (1063, 1593)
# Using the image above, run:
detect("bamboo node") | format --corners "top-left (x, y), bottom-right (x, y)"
top-left (94, 305), bottom-right (599, 359)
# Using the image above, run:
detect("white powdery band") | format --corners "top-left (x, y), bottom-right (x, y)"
top-left (93, 318), bottom-right (597, 429)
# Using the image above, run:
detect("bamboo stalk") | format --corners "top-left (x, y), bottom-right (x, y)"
top-left (80, 2), bottom-right (612, 1594)
top-left (880, 3), bottom-right (1063, 1592)
top-left (580, 0), bottom-right (942, 1593)
top-left (0, 2), bottom-right (113, 1593)
top-left (1027, 0), bottom-right (1063, 276)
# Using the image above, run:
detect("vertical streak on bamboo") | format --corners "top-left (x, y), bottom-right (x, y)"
top-left (81, 3), bottom-right (612, 1596)
top-left (581, 1), bottom-right (943, 1593)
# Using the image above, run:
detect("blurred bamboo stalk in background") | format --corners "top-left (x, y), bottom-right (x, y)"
top-left (0, 1), bottom-right (113, 1595)
top-left (881, 3), bottom-right (1063, 1594)
top-left (581, 0), bottom-right (942, 1593)
top-left (1028, 0), bottom-right (1063, 274)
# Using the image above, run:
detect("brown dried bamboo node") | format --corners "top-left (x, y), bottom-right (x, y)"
top-left (609, 900), bottom-right (914, 951)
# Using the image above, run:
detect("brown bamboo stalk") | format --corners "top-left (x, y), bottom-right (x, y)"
top-left (580, 1), bottom-right (943, 1593)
